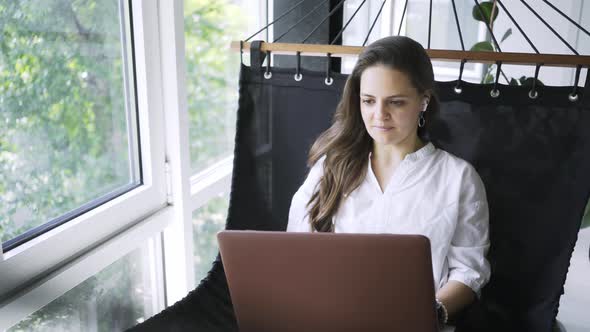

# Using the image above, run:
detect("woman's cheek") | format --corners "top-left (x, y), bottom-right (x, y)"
top-left (396, 108), bottom-right (420, 125)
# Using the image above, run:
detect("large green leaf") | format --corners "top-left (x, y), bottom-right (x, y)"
top-left (483, 73), bottom-right (495, 84)
top-left (472, 1), bottom-right (499, 25)
top-left (470, 41), bottom-right (494, 52)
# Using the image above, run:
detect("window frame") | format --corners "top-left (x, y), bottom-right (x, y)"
top-left (0, 206), bottom-right (170, 330)
top-left (0, 0), bottom-right (168, 308)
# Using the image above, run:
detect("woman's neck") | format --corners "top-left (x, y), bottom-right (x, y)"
top-left (370, 135), bottom-right (425, 193)
top-left (372, 136), bottom-right (425, 168)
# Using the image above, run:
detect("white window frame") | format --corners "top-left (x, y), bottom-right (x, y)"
top-left (0, 205), bottom-right (170, 330)
top-left (158, 0), bottom-right (196, 304)
top-left (190, 156), bottom-right (234, 212)
top-left (0, 0), bottom-right (170, 326)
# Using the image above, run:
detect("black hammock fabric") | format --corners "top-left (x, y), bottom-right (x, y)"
top-left (129, 44), bottom-right (590, 332)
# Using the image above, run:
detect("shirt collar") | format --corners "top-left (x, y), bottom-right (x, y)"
top-left (405, 141), bottom-right (436, 162)
top-left (368, 141), bottom-right (436, 163)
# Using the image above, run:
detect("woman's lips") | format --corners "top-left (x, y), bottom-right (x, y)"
top-left (373, 125), bottom-right (394, 131)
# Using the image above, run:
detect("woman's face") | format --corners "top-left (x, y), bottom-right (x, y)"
top-left (359, 65), bottom-right (427, 147)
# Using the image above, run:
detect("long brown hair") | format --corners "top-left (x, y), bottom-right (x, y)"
top-left (306, 36), bottom-right (439, 232)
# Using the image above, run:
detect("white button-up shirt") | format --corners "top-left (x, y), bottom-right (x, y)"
top-left (287, 142), bottom-right (491, 295)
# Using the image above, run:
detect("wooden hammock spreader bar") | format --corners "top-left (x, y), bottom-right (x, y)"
top-left (230, 41), bottom-right (590, 68)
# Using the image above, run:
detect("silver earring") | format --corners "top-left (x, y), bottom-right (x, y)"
top-left (418, 112), bottom-right (426, 128)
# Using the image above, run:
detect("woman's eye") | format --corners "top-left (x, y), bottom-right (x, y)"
top-left (361, 99), bottom-right (404, 106)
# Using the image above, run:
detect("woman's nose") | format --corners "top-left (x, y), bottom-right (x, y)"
top-left (374, 102), bottom-right (389, 120)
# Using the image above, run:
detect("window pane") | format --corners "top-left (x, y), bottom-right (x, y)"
top-left (193, 193), bottom-right (230, 285)
top-left (406, 0), bottom-right (480, 52)
top-left (341, 0), bottom-right (482, 80)
top-left (184, 0), bottom-right (264, 174)
top-left (0, 1), bottom-right (140, 247)
top-left (7, 245), bottom-right (156, 332)
top-left (405, 0), bottom-right (482, 80)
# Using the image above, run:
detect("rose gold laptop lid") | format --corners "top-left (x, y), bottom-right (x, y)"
top-left (217, 230), bottom-right (439, 332)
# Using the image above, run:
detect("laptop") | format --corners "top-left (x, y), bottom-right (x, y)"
top-left (217, 230), bottom-right (439, 332)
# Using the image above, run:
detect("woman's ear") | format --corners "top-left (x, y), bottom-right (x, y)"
top-left (421, 92), bottom-right (432, 111)
top-left (423, 91), bottom-right (432, 104)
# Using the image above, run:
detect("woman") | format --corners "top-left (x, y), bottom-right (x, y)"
top-left (286, 36), bottom-right (491, 329)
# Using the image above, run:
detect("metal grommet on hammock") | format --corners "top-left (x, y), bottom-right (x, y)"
top-left (490, 61), bottom-right (502, 98)
top-left (325, 53), bottom-right (333, 86)
top-left (454, 60), bottom-right (467, 95)
top-left (294, 51), bottom-right (303, 81)
top-left (528, 63), bottom-right (542, 100)
top-left (569, 64), bottom-right (583, 102)
top-left (528, 90), bottom-right (539, 99)
top-left (264, 51), bottom-right (272, 79)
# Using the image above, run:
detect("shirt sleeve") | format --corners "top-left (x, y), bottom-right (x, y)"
top-left (446, 164), bottom-right (491, 296)
top-left (286, 156), bottom-right (326, 232)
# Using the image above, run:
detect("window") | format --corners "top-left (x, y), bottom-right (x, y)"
top-left (7, 245), bottom-right (158, 332)
top-left (404, 0), bottom-right (485, 82)
top-left (192, 192), bottom-right (230, 285)
top-left (184, 0), bottom-right (266, 288)
top-left (341, 0), bottom-right (486, 81)
top-left (0, 0), bottom-right (140, 250)
top-left (185, 0), bottom-right (266, 175)
top-left (0, 0), bottom-right (167, 306)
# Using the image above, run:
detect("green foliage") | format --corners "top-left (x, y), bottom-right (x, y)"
top-left (184, 0), bottom-right (245, 173)
top-left (470, 41), bottom-right (494, 52)
top-left (1, 0), bottom-right (132, 243)
top-left (468, 1), bottom-right (540, 87)
top-left (1, 0), bottom-right (144, 330)
top-left (472, 1), bottom-right (499, 25)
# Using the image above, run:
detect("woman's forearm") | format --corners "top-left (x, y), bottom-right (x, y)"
top-left (435, 280), bottom-right (476, 320)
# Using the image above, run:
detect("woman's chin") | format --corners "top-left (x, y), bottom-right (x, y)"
top-left (369, 131), bottom-right (413, 147)
top-left (371, 136), bottom-right (399, 146)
